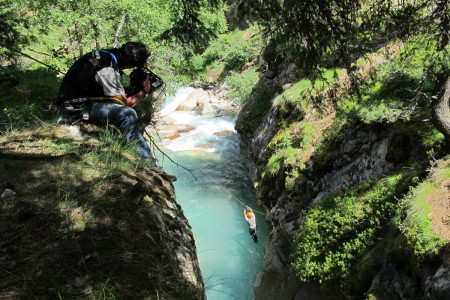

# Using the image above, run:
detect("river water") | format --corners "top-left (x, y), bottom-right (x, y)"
top-left (154, 87), bottom-right (268, 300)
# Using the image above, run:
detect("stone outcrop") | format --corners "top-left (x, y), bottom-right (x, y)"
top-left (241, 106), bottom-right (399, 299)
top-left (176, 87), bottom-right (232, 117)
top-left (366, 262), bottom-right (450, 300)
top-left (0, 125), bottom-right (205, 299)
top-left (237, 55), bottom-right (449, 299)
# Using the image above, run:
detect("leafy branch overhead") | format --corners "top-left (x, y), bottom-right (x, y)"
top-left (0, 2), bottom-right (28, 60)
top-left (247, 0), bottom-right (450, 77)
top-left (159, 0), bottom-right (224, 51)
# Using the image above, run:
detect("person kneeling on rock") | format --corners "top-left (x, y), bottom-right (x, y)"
top-left (244, 206), bottom-right (258, 243)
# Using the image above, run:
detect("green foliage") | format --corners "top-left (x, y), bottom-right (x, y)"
top-left (248, 0), bottom-right (448, 80)
top-left (396, 165), bottom-right (449, 261)
top-left (276, 80), bottom-right (311, 113)
top-left (0, 67), bottom-right (59, 132)
top-left (266, 150), bottom-right (284, 175)
top-left (301, 123), bottom-right (314, 149)
top-left (224, 42), bottom-right (253, 70)
top-left (5, 0), bottom-right (227, 89)
top-left (291, 173), bottom-right (411, 290)
top-left (225, 68), bottom-right (259, 103)
top-left (421, 129), bottom-right (445, 149)
top-left (355, 101), bottom-right (404, 124)
top-left (264, 122), bottom-right (315, 181)
top-left (336, 37), bottom-right (440, 125)
top-left (160, 0), bottom-right (227, 52)
top-left (0, 0), bottom-right (30, 61)
top-left (276, 68), bottom-right (343, 114)
top-left (202, 27), bottom-right (262, 71)
top-left (2, 104), bottom-right (40, 131)
top-left (90, 126), bottom-right (142, 174)
top-left (354, 66), bottom-right (425, 124)
top-left (203, 42), bottom-right (226, 65)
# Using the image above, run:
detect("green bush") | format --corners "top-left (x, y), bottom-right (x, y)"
top-left (291, 173), bottom-right (410, 290)
top-left (203, 39), bottom-right (228, 65)
top-left (396, 165), bottom-right (449, 262)
top-left (225, 68), bottom-right (259, 103)
top-left (343, 37), bottom-right (441, 125)
top-left (224, 43), bottom-right (253, 70)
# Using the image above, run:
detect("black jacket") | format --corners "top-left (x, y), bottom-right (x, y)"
top-left (56, 48), bottom-right (122, 105)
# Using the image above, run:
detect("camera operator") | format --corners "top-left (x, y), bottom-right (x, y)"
top-left (56, 42), bottom-right (155, 163)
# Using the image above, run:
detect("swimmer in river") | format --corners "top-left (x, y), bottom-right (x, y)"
top-left (243, 206), bottom-right (258, 243)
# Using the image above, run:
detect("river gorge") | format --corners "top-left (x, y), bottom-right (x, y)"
top-left (152, 87), bottom-right (269, 299)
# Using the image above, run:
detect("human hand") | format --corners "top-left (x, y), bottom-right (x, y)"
top-left (126, 90), bottom-right (145, 107)
top-left (143, 76), bottom-right (151, 94)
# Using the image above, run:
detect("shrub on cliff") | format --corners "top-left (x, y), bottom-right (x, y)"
top-left (396, 160), bottom-right (449, 265)
top-left (290, 172), bottom-right (413, 293)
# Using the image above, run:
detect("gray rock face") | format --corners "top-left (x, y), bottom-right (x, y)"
top-left (424, 265), bottom-right (450, 300)
top-left (253, 211), bottom-right (305, 300)
top-left (366, 263), bottom-right (420, 300)
top-left (237, 72), bottom-right (422, 299)
top-left (146, 194), bottom-right (205, 299)
top-left (366, 263), bottom-right (450, 300)
top-left (311, 129), bottom-right (394, 203)
top-left (245, 127), bottom-right (396, 299)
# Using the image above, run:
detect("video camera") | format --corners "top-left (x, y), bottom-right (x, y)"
top-left (127, 67), bottom-right (164, 97)
top-left (145, 68), bottom-right (164, 91)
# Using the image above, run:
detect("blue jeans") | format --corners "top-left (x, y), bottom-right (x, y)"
top-left (86, 102), bottom-right (152, 160)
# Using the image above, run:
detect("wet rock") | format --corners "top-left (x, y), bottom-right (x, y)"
top-left (165, 132), bottom-right (181, 140)
top-left (176, 88), bottom-right (209, 111)
top-left (213, 130), bottom-right (236, 137)
top-left (155, 124), bottom-right (195, 139)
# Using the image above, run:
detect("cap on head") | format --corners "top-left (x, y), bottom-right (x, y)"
top-left (246, 211), bottom-right (253, 218)
top-left (120, 42), bottom-right (150, 68)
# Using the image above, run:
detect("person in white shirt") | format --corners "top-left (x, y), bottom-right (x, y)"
top-left (244, 206), bottom-right (258, 243)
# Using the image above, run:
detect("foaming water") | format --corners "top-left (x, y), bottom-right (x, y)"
top-left (154, 88), bottom-right (268, 300)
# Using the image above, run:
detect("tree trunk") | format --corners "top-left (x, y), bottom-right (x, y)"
top-left (74, 23), bottom-right (83, 57)
top-left (432, 76), bottom-right (450, 142)
top-left (113, 12), bottom-right (126, 48)
top-left (88, 0), bottom-right (100, 48)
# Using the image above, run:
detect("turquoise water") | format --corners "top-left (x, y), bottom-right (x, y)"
top-left (154, 88), bottom-right (268, 299)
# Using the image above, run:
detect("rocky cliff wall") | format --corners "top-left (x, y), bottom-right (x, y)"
top-left (240, 110), bottom-right (398, 299)
top-left (237, 60), bottom-right (450, 299)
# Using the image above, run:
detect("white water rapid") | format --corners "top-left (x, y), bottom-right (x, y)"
top-left (153, 87), bottom-right (268, 300)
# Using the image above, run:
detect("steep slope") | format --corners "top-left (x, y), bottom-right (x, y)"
top-left (0, 125), bottom-right (205, 299)
top-left (236, 41), bottom-right (450, 299)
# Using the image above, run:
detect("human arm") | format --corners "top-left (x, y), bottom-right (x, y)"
top-left (125, 76), bottom-right (151, 107)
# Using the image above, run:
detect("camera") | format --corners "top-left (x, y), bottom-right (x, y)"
top-left (146, 69), bottom-right (164, 90)
top-left (127, 68), bottom-right (164, 97)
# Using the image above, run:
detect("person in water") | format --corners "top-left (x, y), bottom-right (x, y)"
top-left (244, 206), bottom-right (258, 243)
